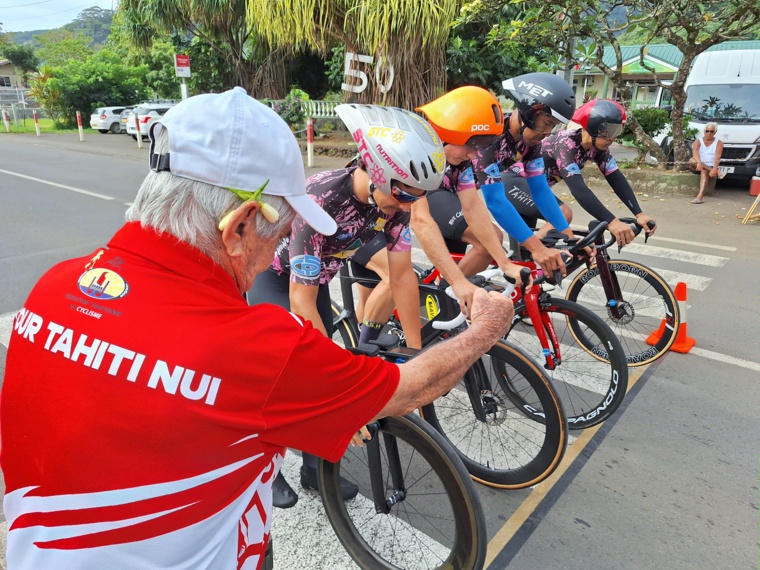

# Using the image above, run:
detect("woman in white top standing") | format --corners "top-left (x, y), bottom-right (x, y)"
top-left (690, 122), bottom-right (724, 204)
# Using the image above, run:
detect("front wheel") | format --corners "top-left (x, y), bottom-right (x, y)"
top-left (331, 301), bottom-right (359, 349)
top-left (421, 340), bottom-right (567, 489)
top-left (507, 296), bottom-right (628, 430)
top-left (318, 414), bottom-right (486, 570)
top-left (566, 260), bottom-right (679, 366)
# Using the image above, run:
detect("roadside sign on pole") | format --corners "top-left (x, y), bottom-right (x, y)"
top-left (174, 54), bottom-right (191, 78)
top-left (33, 110), bottom-right (40, 136)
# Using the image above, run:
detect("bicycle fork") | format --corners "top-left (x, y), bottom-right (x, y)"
top-left (365, 422), bottom-right (407, 514)
top-left (523, 288), bottom-right (562, 371)
top-left (594, 250), bottom-right (628, 321)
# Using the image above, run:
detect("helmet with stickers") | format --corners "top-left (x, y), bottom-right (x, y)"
top-left (416, 86), bottom-right (504, 149)
top-left (572, 99), bottom-right (627, 139)
top-left (335, 104), bottom-right (445, 195)
top-left (502, 72), bottom-right (576, 129)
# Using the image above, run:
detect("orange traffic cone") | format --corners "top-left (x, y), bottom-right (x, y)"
top-left (669, 282), bottom-right (695, 353)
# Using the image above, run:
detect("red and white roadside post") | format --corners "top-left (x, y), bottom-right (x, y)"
top-left (306, 117), bottom-right (315, 167)
top-left (134, 114), bottom-right (143, 149)
top-left (2, 109), bottom-right (10, 133)
top-left (33, 110), bottom-right (41, 136)
top-left (76, 110), bottom-right (84, 141)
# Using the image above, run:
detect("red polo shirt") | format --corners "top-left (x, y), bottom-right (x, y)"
top-left (1, 222), bottom-right (399, 570)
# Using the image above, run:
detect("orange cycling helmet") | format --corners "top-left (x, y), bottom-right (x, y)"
top-left (416, 86), bottom-right (504, 150)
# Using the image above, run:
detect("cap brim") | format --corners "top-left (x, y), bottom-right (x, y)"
top-left (284, 194), bottom-right (337, 235)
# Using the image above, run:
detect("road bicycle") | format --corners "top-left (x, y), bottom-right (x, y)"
top-left (317, 336), bottom-right (487, 570)
top-left (401, 224), bottom-right (628, 430)
top-left (331, 265), bottom-right (568, 490)
top-left (511, 217), bottom-right (680, 367)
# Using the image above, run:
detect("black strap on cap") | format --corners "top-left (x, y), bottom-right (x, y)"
top-left (150, 152), bottom-right (171, 172)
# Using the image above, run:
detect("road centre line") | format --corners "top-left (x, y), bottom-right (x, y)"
top-left (0, 168), bottom-right (115, 201)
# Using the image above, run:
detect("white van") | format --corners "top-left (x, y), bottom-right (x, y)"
top-left (684, 49), bottom-right (760, 181)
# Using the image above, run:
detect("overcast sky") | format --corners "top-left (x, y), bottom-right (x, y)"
top-left (1, 1), bottom-right (117, 33)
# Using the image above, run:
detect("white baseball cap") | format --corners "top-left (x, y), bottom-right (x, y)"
top-left (149, 87), bottom-right (336, 235)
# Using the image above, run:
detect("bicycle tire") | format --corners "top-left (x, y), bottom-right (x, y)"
top-left (565, 260), bottom-right (680, 366)
top-left (506, 296), bottom-right (628, 430)
top-left (331, 300), bottom-right (360, 349)
top-left (318, 413), bottom-right (486, 570)
top-left (421, 340), bottom-right (567, 489)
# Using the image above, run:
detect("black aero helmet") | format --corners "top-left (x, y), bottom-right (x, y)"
top-left (502, 72), bottom-right (576, 129)
top-left (572, 99), bottom-right (627, 139)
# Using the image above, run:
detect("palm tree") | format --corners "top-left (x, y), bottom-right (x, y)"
top-left (246, 0), bottom-right (462, 108)
top-left (119, 0), bottom-right (291, 97)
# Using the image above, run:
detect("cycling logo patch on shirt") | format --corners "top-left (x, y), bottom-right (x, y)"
top-left (567, 163), bottom-right (582, 175)
top-left (485, 163), bottom-right (501, 178)
top-left (77, 268), bottom-right (129, 300)
top-left (290, 255), bottom-right (321, 279)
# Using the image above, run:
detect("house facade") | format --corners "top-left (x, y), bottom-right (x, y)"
top-left (575, 40), bottom-right (760, 108)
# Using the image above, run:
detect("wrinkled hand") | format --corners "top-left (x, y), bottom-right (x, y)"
top-left (451, 279), bottom-right (477, 316)
top-left (351, 425), bottom-right (372, 447)
top-left (467, 288), bottom-right (514, 339)
top-left (532, 245), bottom-right (567, 277)
top-left (609, 218), bottom-right (636, 248)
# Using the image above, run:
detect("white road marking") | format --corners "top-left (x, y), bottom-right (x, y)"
top-left (620, 243), bottom-right (729, 267)
top-left (0, 169), bottom-right (115, 201)
top-left (0, 311), bottom-right (14, 348)
top-left (647, 235), bottom-right (736, 252)
top-left (644, 268), bottom-right (713, 292)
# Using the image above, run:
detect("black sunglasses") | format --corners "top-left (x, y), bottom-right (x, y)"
top-left (391, 184), bottom-right (427, 204)
top-left (704, 129), bottom-right (716, 133)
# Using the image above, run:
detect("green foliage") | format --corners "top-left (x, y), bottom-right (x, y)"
top-left (272, 89), bottom-right (306, 128)
top-left (64, 7), bottom-right (115, 49)
top-left (325, 44), bottom-right (346, 93)
top-left (1, 43), bottom-right (39, 83)
top-left (35, 29), bottom-right (92, 67)
top-left (38, 51), bottom-right (150, 128)
top-left (620, 107), bottom-right (670, 151)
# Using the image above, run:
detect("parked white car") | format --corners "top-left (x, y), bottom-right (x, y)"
top-left (125, 103), bottom-right (176, 140)
top-left (90, 106), bottom-right (128, 134)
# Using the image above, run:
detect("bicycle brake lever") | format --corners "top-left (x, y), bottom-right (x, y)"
top-left (553, 253), bottom-right (571, 288)
top-left (644, 220), bottom-right (656, 244)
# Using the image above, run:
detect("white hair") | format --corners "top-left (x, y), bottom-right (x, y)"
top-left (705, 122), bottom-right (718, 132)
top-left (125, 127), bottom-right (294, 263)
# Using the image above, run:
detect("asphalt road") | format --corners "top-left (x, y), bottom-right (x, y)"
top-left (1, 131), bottom-right (758, 569)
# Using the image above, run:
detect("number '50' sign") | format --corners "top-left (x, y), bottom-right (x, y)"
top-left (342, 52), bottom-right (395, 94)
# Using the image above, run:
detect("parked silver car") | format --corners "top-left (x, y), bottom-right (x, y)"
top-left (125, 103), bottom-right (176, 140)
top-left (89, 106), bottom-right (127, 134)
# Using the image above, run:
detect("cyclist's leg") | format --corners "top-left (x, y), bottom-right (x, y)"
top-left (427, 189), bottom-right (497, 277)
top-left (318, 414), bottom-right (487, 570)
top-left (351, 234), bottom-right (394, 345)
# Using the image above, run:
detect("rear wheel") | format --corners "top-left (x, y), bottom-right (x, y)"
top-left (110, 122), bottom-right (121, 134)
top-left (421, 340), bottom-right (567, 489)
top-left (506, 296), bottom-right (628, 430)
top-left (566, 260), bottom-right (679, 366)
top-left (318, 414), bottom-right (486, 570)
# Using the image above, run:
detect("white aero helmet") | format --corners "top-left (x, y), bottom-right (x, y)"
top-left (336, 104), bottom-right (445, 195)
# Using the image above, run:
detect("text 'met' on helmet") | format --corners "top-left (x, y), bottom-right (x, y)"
top-left (416, 86), bottom-right (503, 148)
top-left (572, 99), bottom-right (627, 139)
top-left (335, 104), bottom-right (445, 195)
top-left (502, 72), bottom-right (576, 129)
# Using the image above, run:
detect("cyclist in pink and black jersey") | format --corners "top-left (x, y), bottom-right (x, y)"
top-left (541, 99), bottom-right (657, 246)
top-left (472, 72), bottom-right (578, 276)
